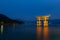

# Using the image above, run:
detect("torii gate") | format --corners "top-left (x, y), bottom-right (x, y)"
top-left (36, 14), bottom-right (50, 27)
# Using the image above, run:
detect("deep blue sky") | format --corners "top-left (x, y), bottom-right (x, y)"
top-left (0, 0), bottom-right (60, 20)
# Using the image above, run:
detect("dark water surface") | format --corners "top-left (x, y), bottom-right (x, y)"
top-left (0, 23), bottom-right (60, 40)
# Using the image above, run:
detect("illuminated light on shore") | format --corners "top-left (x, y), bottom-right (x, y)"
top-left (0, 21), bottom-right (4, 34)
top-left (1, 24), bottom-right (3, 34)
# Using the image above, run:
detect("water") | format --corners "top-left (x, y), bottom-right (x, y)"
top-left (0, 23), bottom-right (60, 40)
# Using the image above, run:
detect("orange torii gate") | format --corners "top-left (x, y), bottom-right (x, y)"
top-left (36, 14), bottom-right (50, 27)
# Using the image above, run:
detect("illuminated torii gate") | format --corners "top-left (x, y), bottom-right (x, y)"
top-left (36, 14), bottom-right (50, 27)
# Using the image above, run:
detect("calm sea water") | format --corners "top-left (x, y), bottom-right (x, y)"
top-left (0, 23), bottom-right (60, 40)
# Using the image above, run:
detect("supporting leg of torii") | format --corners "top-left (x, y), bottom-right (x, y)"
top-left (44, 17), bottom-right (48, 27)
top-left (36, 17), bottom-right (41, 27)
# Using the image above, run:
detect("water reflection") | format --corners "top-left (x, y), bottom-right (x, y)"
top-left (36, 21), bottom-right (49, 40)
top-left (0, 22), bottom-right (60, 40)
top-left (36, 24), bottom-right (42, 40)
top-left (43, 26), bottom-right (49, 40)
top-left (13, 23), bottom-right (16, 31)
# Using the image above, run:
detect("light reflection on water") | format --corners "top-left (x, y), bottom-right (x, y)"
top-left (36, 25), bottom-right (42, 40)
top-left (43, 27), bottom-right (49, 40)
top-left (36, 21), bottom-right (49, 40)
top-left (0, 23), bottom-right (60, 40)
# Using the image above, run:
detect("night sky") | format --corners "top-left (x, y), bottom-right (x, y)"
top-left (0, 0), bottom-right (60, 20)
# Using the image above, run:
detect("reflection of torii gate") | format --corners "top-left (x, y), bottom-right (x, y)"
top-left (36, 14), bottom-right (50, 27)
